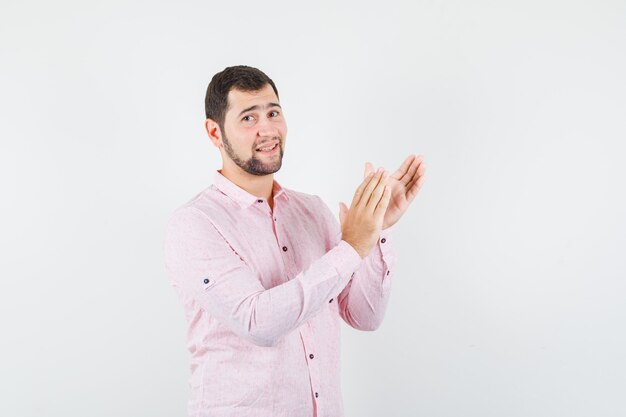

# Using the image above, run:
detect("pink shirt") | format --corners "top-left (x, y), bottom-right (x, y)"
top-left (164, 170), bottom-right (397, 417)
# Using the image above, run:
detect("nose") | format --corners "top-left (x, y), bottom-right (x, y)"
top-left (257, 116), bottom-right (279, 137)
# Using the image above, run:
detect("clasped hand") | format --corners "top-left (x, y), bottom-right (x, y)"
top-left (339, 154), bottom-right (426, 258)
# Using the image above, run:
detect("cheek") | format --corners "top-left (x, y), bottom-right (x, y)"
top-left (234, 131), bottom-right (257, 149)
top-left (228, 135), bottom-right (255, 156)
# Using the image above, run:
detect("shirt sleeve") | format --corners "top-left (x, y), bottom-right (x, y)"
top-left (314, 196), bottom-right (398, 331)
top-left (164, 206), bottom-right (363, 347)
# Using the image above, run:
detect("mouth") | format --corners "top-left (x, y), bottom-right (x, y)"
top-left (255, 142), bottom-right (280, 154)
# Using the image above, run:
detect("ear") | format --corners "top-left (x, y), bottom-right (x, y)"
top-left (205, 119), bottom-right (223, 149)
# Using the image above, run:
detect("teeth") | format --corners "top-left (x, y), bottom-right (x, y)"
top-left (257, 144), bottom-right (277, 151)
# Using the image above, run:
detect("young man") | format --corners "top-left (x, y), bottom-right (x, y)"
top-left (164, 65), bottom-right (426, 417)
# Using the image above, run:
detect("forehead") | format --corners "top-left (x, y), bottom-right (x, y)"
top-left (226, 84), bottom-right (279, 115)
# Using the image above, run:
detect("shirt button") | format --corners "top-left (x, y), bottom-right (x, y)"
top-left (274, 217), bottom-right (277, 221)
top-left (381, 238), bottom-right (386, 243)
top-left (386, 270), bottom-right (390, 276)
top-left (315, 392), bottom-right (319, 398)
top-left (203, 278), bottom-right (210, 284)
top-left (329, 298), bottom-right (333, 303)
top-left (282, 246), bottom-right (288, 252)
top-left (257, 199), bottom-right (263, 203)
top-left (309, 354), bottom-right (314, 359)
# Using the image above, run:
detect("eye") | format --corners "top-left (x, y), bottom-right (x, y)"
top-left (242, 115), bottom-right (255, 122)
top-left (269, 110), bottom-right (280, 117)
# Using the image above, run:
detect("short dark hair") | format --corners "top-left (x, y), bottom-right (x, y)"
top-left (204, 65), bottom-right (280, 130)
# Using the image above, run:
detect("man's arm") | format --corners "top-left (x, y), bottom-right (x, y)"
top-left (332, 155), bottom-right (426, 330)
top-left (165, 171), bottom-right (390, 347)
top-left (316, 196), bottom-right (397, 331)
top-left (164, 206), bottom-right (362, 348)
top-left (338, 227), bottom-right (397, 331)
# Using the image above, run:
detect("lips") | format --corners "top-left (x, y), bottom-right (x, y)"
top-left (255, 141), bottom-right (279, 152)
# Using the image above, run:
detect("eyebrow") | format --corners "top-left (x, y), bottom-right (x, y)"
top-left (237, 103), bottom-right (282, 118)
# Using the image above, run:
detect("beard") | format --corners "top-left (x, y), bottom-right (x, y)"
top-left (222, 131), bottom-right (284, 176)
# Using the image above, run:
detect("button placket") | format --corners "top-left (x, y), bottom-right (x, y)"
top-left (270, 204), bottom-right (291, 278)
top-left (300, 328), bottom-right (320, 407)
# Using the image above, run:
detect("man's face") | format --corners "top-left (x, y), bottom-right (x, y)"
top-left (220, 84), bottom-right (287, 176)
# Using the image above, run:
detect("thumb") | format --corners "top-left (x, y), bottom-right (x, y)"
top-left (338, 202), bottom-right (348, 227)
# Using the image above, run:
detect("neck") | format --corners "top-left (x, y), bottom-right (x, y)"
top-left (220, 164), bottom-right (275, 209)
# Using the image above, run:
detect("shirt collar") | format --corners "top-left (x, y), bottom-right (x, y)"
top-left (212, 170), bottom-right (289, 209)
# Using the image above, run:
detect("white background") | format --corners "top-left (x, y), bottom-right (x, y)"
top-left (1, 1), bottom-right (625, 416)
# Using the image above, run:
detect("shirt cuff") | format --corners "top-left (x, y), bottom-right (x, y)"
top-left (378, 227), bottom-right (396, 260)
top-left (327, 239), bottom-right (363, 278)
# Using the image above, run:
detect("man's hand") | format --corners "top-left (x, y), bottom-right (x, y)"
top-left (364, 154), bottom-right (426, 230)
top-left (338, 168), bottom-right (392, 259)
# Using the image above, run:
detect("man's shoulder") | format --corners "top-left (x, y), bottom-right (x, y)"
top-left (282, 187), bottom-right (329, 211)
top-left (282, 187), bottom-right (318, 202)
top-left (167, 185), bottom-right (229, 224)
top-left (281, 188), bottom-right (337, 229)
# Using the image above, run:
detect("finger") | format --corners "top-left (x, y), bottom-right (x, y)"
top-left (339, 202), bottom-right (347, 227)
top-left (391, 154), bottom-right (415, 181)
top-left (406, 161), bottom-right (426, 188)
top-left (366, 170), bottom-right (389, 212)
top-left (399, 154), bottom-right (425, 185)
top-left (399, 156), bottom-right (422, 185)
top-left (404, 161), bottom-right (425, 191)
top-left (351, 171), bottom-right (377, 207)
top-left (359, 168), bottom-right (385, 208)
top-left (406, 173), bottom-right (426, 203)
top-left (364, 161), bottom-right (375, 179)
top-left (374, 185), bottom-right (392, 218)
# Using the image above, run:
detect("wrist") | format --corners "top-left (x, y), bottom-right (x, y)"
top-left (342, 239), bottom-right (367, 259)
